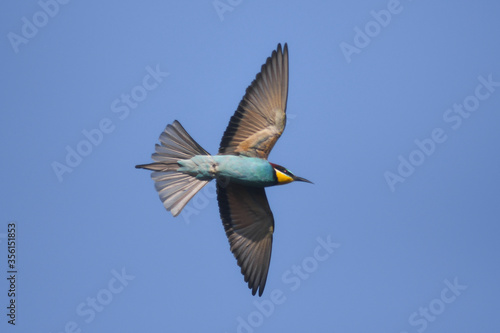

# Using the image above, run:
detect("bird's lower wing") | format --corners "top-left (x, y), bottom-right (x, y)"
top-left (216, 181), bottom-right (274, 296)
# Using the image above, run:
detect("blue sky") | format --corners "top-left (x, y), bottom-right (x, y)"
top-left (1, 0), bottom-right (500, 332)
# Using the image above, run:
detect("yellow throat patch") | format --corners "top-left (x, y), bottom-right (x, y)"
top-left (275, 169), bottom-right (294, 184)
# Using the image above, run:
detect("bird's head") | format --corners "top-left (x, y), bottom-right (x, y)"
top-left (270, 163), bottom-right (313, 185)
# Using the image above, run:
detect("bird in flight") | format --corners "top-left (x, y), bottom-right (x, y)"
top-left (136, 43), bottom-right (312, 296)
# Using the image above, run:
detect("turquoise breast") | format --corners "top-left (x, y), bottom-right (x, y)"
top-left (177, 155), bottom-right (276, 187)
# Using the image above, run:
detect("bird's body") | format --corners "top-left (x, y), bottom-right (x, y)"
top-left (177, 155), bottom-right (278, 186)
top-left (136, 43), bottom-right (311, 296)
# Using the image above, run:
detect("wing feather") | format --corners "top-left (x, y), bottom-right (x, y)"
top-left (216, 181), bottom-right (274, 296)
top-left (219, 43), bottom-right (289, 159)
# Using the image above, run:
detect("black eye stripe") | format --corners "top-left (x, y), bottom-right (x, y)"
top-left (276, 166), bottom-right (293, 176)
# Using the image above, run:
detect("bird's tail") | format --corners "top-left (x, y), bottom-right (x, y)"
top-left (136, 120), bottom-right (210, 217)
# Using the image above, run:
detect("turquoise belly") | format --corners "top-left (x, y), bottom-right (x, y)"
top-left (177, 155), bottom-right (275, 187)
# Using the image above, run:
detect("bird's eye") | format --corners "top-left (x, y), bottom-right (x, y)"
top-left (279, 166), bottom-right (289, 175)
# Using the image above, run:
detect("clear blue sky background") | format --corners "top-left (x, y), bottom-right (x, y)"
top-left (1, 1), bottom-right (500, 332)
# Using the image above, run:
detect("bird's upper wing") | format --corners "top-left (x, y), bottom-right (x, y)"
top-left (216, 181), bottom-right (274, 296)
top-left (218, 43), bottom-right (289, 159)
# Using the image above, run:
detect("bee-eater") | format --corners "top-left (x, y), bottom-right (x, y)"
top-left (136, 43), bottom-right (312, 296)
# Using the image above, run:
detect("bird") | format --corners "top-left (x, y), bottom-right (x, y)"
top-left (136, 43), bottom-right (312, 296)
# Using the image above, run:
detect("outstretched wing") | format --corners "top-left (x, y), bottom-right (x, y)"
top-left (216, 181), bottom-right (274, 296)
top-left (218, 43), bottom-right (289, 159)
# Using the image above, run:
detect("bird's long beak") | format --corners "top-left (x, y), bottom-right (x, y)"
top-left (293, 176), bottom-right (313, 184)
